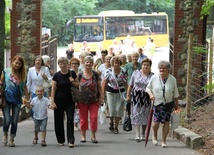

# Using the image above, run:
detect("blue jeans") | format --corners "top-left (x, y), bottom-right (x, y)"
top-left (2, 103), bottom-right (21, 137)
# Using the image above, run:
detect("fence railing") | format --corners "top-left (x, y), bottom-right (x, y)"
top-left (41, 35), bottom-right (58, 74)
top-left (186, 33), bottom-right (214, 118)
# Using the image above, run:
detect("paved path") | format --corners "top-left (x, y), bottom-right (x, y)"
top-left (0, 110), bottom-right (201, 155)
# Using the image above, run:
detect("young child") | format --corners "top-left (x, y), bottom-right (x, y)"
top-left (27, 85), bottom-right (51, 147)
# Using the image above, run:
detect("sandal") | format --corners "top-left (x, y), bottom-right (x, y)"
top-left (2, 133), bottom-right (8, 146)
top-left (32, 138), bottom-right (38, 144)
top-left (41, 140), bottom-right (46, 147)
top-left (114, 128), bottom-right (119, 134)
top-left (109, 123), bottom-right (114, 132)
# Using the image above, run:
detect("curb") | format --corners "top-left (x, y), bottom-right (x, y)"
top-left (173, 126), bottom-right (205, 149)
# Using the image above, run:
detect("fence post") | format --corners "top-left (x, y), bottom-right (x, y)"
top-left (208, 38), bottom-right (213, 94)
top-left (186, 33), bottom-right (193, 119)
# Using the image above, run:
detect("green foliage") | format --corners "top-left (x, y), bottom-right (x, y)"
top-left (201, 0), bottom-right (214, 17)
top-left (5, 0), bottom-right (11, 36)
top-left (192, 46), bottom-right (208, 53)
top-left (42, 0), bottom-right (98, 46)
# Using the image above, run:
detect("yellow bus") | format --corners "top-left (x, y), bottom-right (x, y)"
top-left (72, 10), bottom-right (169, 53)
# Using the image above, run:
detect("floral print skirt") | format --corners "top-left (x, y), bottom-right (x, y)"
top-left (153, 103), bottom-right (171, 123)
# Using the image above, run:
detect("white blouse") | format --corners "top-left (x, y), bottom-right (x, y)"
top-left (27, 66), bottom-right (52, 94)
top-left (146, 74), bottom-right (179, 106)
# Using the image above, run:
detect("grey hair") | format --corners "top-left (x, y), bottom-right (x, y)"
top-left (42, 55), bottom-right (50, 65)
top-left (131, 51), bottom-right (139, 57)
top-left (58, 57), bottom-right (68, 64)
top-left (84, 55), bottom-right (94, 63)
top-left (158, 60), bottom-right (171, 72)
top-left (79, 51), bottom-right (89, 59)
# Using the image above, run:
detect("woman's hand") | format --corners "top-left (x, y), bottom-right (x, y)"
top-left (69, 77), bottom-right (74, 82)
top-left (42, 73), bottom-right (48, 80)
top-left (126, 96), bottom-right (131, 102)
top-left (51, 102), bottom-right (57, 110)
top-left (149, 94), bottom-right (155, 101)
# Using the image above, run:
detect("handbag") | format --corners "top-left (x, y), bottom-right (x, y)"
top-left (0, 89), bottom-right (5, 109)
top-left (71, 86), bottom-right (82, 102)
top-left (0, 71), bottom-right (6, 109)
top-left (41, 66), bottom-right (52, 89)
top-left (164, 101), bottom-right (175, 112)
top-left (43, 79), bottom-right (52, 89)
top-left (123, 115), bottom-right (132, 131)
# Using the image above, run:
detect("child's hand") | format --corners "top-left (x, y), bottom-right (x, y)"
top-left (48, 105), bottom-right (52, 109)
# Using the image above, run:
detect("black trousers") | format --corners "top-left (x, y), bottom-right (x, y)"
top-left (54, 102), bottom-right (75, 144)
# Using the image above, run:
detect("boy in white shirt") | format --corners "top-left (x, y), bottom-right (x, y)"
top-left (27, 85), bottom-right (51, 147)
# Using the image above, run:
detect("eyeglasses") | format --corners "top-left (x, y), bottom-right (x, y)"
top-left (71, 63), bottom-right (78, 65)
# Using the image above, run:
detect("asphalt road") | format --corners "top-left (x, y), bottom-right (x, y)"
top-left (0, 109), bottom-right (201, 155)
top-left (0, 47), bottom-right (202, 155)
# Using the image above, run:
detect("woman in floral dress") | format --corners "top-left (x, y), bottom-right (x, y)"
top-left (101, 56), bottom-right (127, 134)
top-left (127, 58), bottom-right (153, 142)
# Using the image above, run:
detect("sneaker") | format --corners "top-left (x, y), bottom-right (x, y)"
top-left (68, 143), bottom-right (74, 148)
top-left (58, 143), bottom-right (64, 146)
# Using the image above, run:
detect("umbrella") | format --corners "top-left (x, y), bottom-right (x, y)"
top-left (145, 101), bottom-right (154, 147)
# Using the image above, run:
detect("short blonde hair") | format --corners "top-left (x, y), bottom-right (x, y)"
top-left (110, 56), bottom-right (122, 66)
top-left (58, 57), bottom-right (68, 64)
top-left (84, 56), bottom-right (94, 63)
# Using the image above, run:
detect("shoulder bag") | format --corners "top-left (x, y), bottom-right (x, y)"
top-left (0, 71), bottom-right (6, 109)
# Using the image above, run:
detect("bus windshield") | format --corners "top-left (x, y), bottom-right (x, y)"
top-left (74, 17), bottom-right (104, 42)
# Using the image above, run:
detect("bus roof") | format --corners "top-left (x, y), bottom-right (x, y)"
top-left (98, 10), bottom-right (135, 16)
top-left (74, 10), bottom-right (167, 18)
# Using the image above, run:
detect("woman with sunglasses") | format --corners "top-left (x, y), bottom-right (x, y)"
top-left (69, 58), bottom-right (81, 131)
top-left (146, 60), bottom-right (179, 148)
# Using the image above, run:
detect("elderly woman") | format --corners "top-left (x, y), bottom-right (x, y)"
top-left (69, 57), bottom-right (81, 131)
top-left (124, 52), bottom-right (142, 84)
top-left (124, 52), bottom-right (142, 120)
top-left (97, 55), bottom-right (112, 81)
top-left (77, 56), bottom-right (101, 143)
top-left (101, 56), bottom-right (127, 134)
top-left (127, 58), bottom-right (153, 142)
top-left (146, 60), bottom-right (179, 148)
top-left (78, 51), bottom-right (89, 72)
top-left (27, 55), bottom-right (52, 98)
top-left (51, 57), bottom-right (77, 147)
top-left (93, 50), bottom-right (108, 72)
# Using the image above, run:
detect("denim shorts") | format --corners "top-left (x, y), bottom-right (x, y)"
top-left (33, 118), bottom-right (48, 132)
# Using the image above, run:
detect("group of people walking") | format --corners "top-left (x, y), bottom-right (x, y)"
top-left (0, 42), bottom-right (179, 149)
